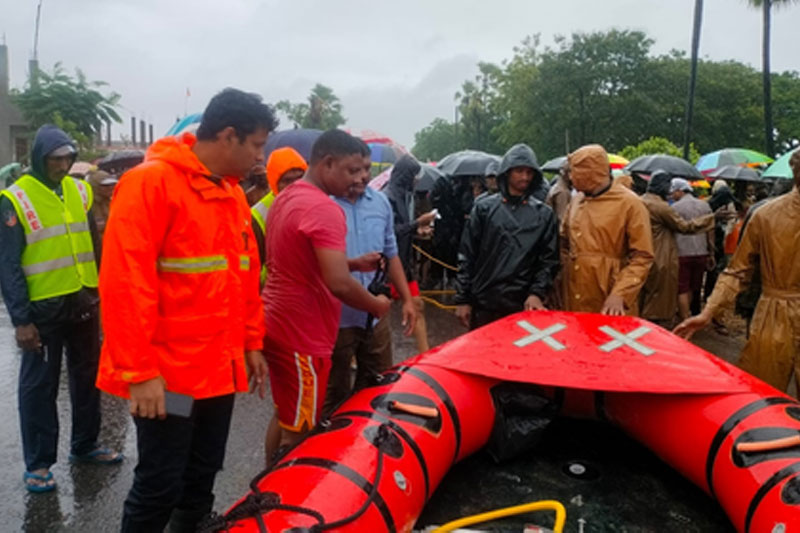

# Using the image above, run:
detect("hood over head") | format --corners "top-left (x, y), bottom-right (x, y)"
top-left (266, 147), bottom-right (308, 195)
top-left (568, 144), bottom-right (610, 194)
top-left (30, 124), bottom-right (78, 182)
top-left (647, 170), bottom-right (672, 200)
top-left (388, 154), bottom-right (421, 194)
top-left (497, 144), bottom-right (542, 198)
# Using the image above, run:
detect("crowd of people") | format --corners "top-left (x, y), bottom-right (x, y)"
top-left (0, 86), bottom-right (798, 532)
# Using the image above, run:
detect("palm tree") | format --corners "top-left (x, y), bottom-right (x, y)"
top-left (748, 0), bottom-right (798, 157)
top-left (682, 0), bottom-right (704, 160)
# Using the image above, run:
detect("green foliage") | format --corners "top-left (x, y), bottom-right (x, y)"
top-left (11, 63), bottom-right (121, 154)
top-left (619, 136), bottom-right (700, 164)
top-left (412, 118), bottom-right (461, 162)
top-left (276, 84), bottom-right (345, 130)
top-left (412, 30), bottom-right (800, 163)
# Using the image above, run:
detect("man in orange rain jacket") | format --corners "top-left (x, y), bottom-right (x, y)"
top-left (97, 88), bottom-right (278, 533)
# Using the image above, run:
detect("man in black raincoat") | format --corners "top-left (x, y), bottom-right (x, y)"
top-left (455, 144), bottom-right (560, 329)
top-left (386, 155), bottom-right (435, 352)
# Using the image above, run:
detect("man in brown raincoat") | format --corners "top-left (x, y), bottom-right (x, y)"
top-left (675, 151), bottom-right (800, 394)
top-left (561, 144), bottom-right (654, 316)
top-left (639, 171), bottom-right (714, 327)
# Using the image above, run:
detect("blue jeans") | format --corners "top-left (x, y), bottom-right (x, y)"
top-left (121, 394), bottom-right (235, 533)
top-left (18, 314), bottom-right (101, 471)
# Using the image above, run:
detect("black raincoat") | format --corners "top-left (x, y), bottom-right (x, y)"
top-left (386, 155), bottom-right (422, 280)
top-left (455, 144), bottom-right (560, 313)
top-left (0, 125), bottom-right (100, 333)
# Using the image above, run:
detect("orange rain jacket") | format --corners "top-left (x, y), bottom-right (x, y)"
top-left (96, 133), bottom-right (264, 399)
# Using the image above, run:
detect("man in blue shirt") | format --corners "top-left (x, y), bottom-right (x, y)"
top-left (322, 149), bottom-right (417, 416)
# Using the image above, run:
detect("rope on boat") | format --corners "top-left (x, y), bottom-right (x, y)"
top-left (431, 499), bottom-right (567, 533)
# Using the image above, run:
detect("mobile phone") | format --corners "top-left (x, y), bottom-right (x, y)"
top-left (165, 391), bottom-right (194, 418)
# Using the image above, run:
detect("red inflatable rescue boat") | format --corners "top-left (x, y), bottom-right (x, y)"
top-left (208, 311), bottom-right (800, 532)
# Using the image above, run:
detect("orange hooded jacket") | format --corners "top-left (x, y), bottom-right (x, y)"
top-left (96, 133), bottom-right (265, 399)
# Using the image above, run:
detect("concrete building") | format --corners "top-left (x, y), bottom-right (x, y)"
top-left (0, 44), bottom-right (30, 165)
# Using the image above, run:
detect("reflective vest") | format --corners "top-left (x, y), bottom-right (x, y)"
top-left (251, 191), bottom-right (275, 235)
top-left (1, 174), bottom-right (98, 301)
top-left (251, 192), bottom-right (275, 284)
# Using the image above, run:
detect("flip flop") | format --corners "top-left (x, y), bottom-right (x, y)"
top-left (70, 447), bottom-right (124, 465)
top-left (24, 470), bottom-right (56, 493)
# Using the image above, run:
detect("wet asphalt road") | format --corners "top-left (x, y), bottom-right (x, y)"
top-left (0, 302), bottom-right (459, 532)
top-left (0, 300), bottom-right (743, 532)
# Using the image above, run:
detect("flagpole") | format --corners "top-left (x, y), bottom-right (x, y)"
top-left (183, 88), bottom-right (189, 118)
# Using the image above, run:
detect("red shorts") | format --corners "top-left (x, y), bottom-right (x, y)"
top-left (265, 348), bottom-right (332, 432)
top-left (390, 280), bottom-right (420, 299)
top-left (679, 255), bottom-right (707, 294)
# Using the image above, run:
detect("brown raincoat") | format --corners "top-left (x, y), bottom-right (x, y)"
top-left (640, 193), bottom-right (714, 323)
top-left (561, 145), bottom-right (654, 315)
top-left (705, 188), bottom-right (800, 393)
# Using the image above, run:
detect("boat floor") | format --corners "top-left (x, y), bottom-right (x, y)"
top-left (414, 417), bottom-right (735, 532)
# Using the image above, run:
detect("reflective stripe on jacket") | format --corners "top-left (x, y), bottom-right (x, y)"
top-left (0, 174), bottom-right (97, 301)
top-left (97, 133), bottom-right (265, 400)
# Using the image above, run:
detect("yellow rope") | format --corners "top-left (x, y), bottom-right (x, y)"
top-left (420, 295), bottom-right (457, 311)
top-left (419, 289), bottom-right (456, 295)
top-left (412, 244), bottom-right (459, 272)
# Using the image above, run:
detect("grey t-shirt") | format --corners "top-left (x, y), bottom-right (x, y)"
top-left (673, 194), bottom-right (712, 257)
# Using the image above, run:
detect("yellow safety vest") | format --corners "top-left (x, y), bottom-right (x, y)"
top-left (1, 174), bottom-right (98, 301)
top-left (251, 191), bottom-right (275, 235)
top-left (251, 192), bottom-right (275, 284)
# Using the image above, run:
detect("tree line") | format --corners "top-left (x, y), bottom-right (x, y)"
top-left (412, 30), bottom-right (800, 163)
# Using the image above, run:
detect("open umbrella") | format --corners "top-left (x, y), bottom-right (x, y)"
top-left (97, 150), bottom-right (145, 172)
top-left (608, 154), bottom-right (630, 169)
top-left (0, 162), bottom-right (23, 186)
top-left (263, 129), bottom-right (322, 162)
top-left (416, 164), bottom-right (445, 193)
top-left (437, 150), bottom-right (500, 177)
top-left (544, 154), bottom-right (628, 173)
top-left (761, 147), bottom-right (799, 180)
top-left (348, 128), bottom-right (395, 145)
top-left (624, 154), bottom-right (703, 180)
top-left (165, 113), bottom-right (203, 137)
top-left (541, 156), bottom-right (567, 173)
top-left (696, 148), bottom-right (773, 175)
top-left (708, 165), bottom-right (763, 183)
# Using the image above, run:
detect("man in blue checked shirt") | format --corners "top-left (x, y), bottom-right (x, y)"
top-left (322, 145), bottom-right (417, 416)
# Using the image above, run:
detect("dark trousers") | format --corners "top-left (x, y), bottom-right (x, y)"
top-left (469, 307), bottom-right (516, 331)
top-left (121, 394), bottom-right (235, 533)
top-left (323, 316), bottom-right (392, 418)
top-left (18, 315), bottom-right (101, 471)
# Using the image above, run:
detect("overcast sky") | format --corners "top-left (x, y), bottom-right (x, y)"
top-left (2, 0), bottom-right (799, 148)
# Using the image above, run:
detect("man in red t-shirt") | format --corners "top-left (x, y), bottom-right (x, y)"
top-left (262, 130), bottom-right (391, 463)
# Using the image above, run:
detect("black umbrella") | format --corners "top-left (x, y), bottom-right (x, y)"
top-left (708, 165), bottom-right (764, 183)
top-left (416, 164), bottom-right (445, 193)
top-left (437, 150), bottom-right (500, 177)
top-left (97, 150), bottom-right (145, 172)
top-left (541, 156), bottom-right (567, 173)
top-left (264, 129), bottom-right (322, 162)
top-left (624, 154), bottom-right (703, 180)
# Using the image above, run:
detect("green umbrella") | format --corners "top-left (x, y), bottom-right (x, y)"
top-left (0, 162), bottom-right (22, 186)
top-left (762, 147), bottom-right (799, 180)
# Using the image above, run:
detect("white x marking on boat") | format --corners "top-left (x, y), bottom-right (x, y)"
top-left (513, 321), bottom-right (567, 351)
top-left (598, 325), bottom-right (655, 356)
